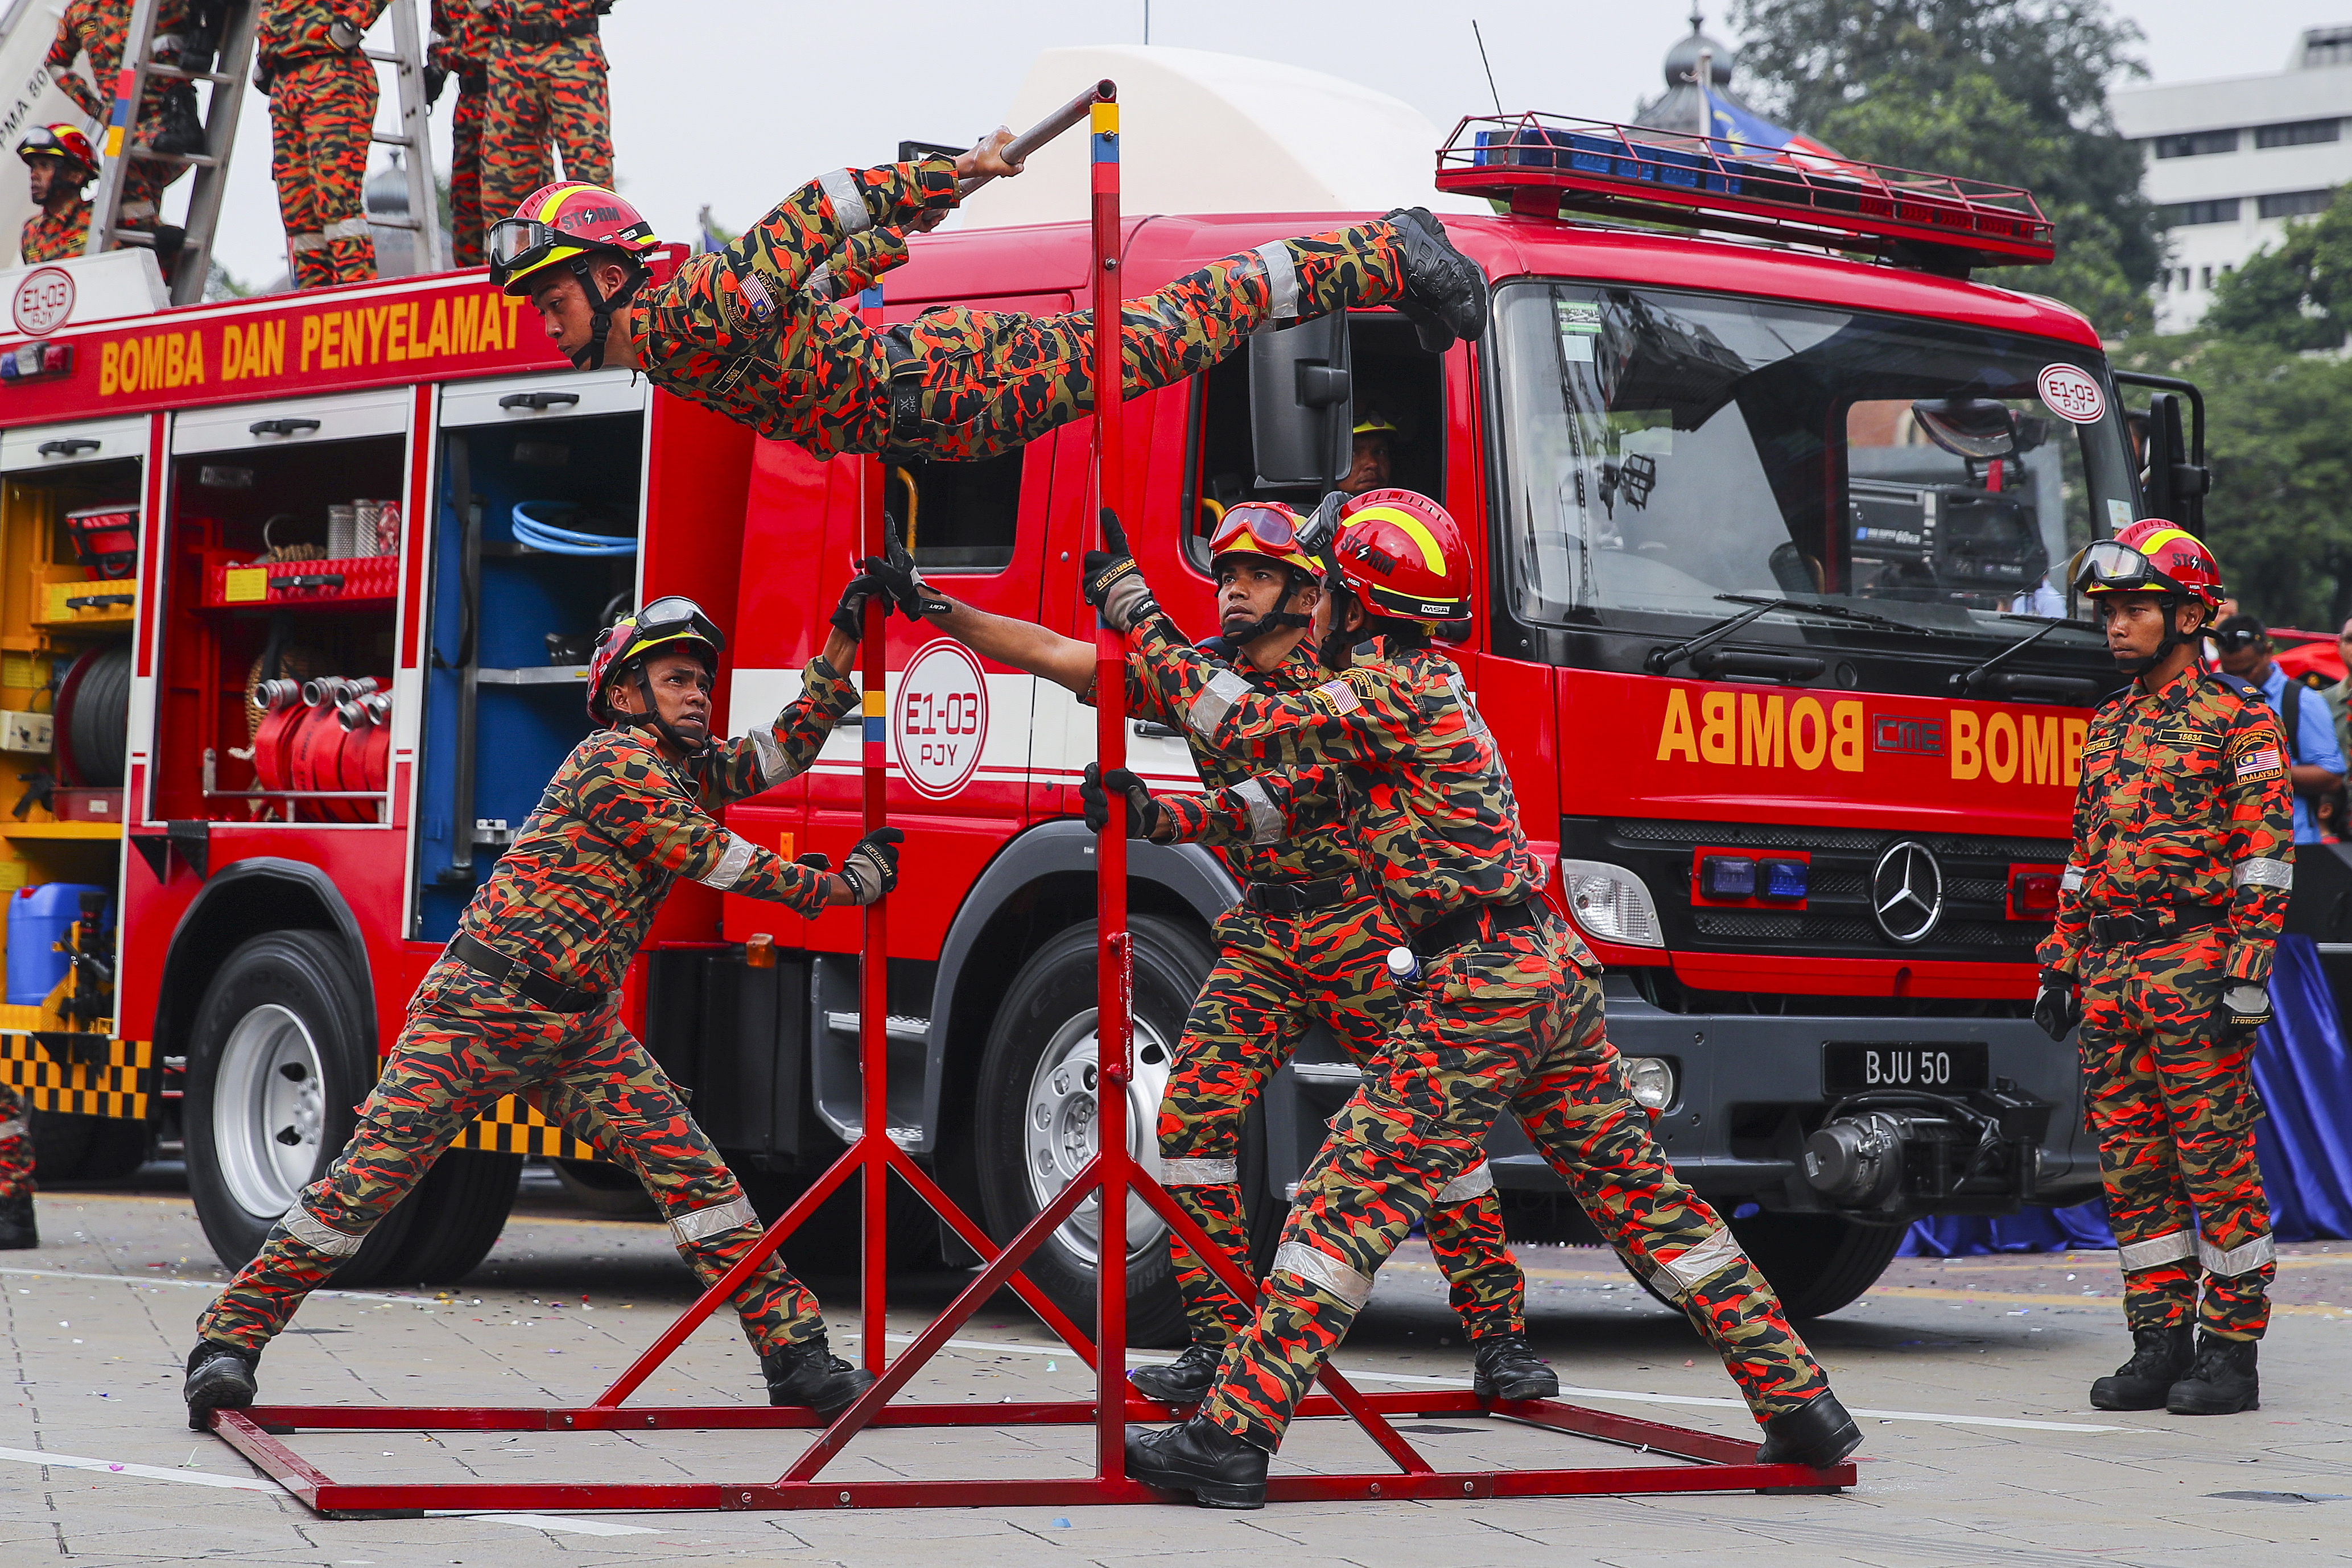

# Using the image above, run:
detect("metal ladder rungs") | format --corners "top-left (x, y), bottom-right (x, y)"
top-left (368, 132), bottom-right (416, 147)
top-left (128, 146), bottom-right (220, 166)
top-left (360, 48), bottom-right (411, 64)
top-left (145, 63), bottom-right (234, 84)
top-left (369, 218), bottom-right (423, 232)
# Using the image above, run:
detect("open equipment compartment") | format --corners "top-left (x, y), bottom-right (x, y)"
top-left (151, 390), bottom-right (410, 826)
top-left (410, 370), bottom-right (649, 942)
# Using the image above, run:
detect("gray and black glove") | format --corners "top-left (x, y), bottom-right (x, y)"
top-left (1080, 762), bottom-right (1160, 839)
top-left (860, 514), bottom-right (950, 622)
top-left (2032, 966), bottom-right (2081, 1042)
top-left (831, 568), bottom-right (897, 638)
top-left (1080, 509), bottom-right (1161, 634)
top-left (836, 827), bottom-right (904, 906)
top-left (2214, 981), bottom-right (2272, 1044)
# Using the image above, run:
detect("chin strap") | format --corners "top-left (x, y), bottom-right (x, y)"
top-left (568, 254), bottom-right (647, 372)
top-left (1220, 567), bottom-right (1318, 654)
top-left (620, 662), bottom-right (713, 755)
top-left (2111, 596), bottom-right (2204, 678)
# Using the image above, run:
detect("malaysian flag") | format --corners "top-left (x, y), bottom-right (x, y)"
top-left (2237, 746), bottom-right (2283, 777)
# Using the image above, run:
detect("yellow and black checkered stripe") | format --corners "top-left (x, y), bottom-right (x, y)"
top-left (452, 1095), bottom-right (600, 1161)
top-left (0, 1029), bottom-right (156, 1120)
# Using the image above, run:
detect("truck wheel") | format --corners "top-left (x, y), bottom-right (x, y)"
top-left (371, 1150), bottom-right (523, 1283)
top-left (551, 1157), bottom-right (657, 1216)
top-left (183, 930), bottom-right (418, 1286)
top-left (974, 916), bottom-right (1214, 1349)
top-left (1728, 1211), bottom-right (1907, 1319)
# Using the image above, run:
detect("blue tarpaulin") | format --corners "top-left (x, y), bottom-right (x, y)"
top-left (1901, 934), bottom-right (2352, 1256)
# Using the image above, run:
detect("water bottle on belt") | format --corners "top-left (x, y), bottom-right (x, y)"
top-left (1385, 944), bottom-right (1422, 996)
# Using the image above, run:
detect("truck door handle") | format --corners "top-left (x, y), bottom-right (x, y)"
top-left (499, 391), bottom-right (579, 411)
top-left (249, 418), bottom-right (321, 437)
top-left (38, 438), bottom-right (100, 457)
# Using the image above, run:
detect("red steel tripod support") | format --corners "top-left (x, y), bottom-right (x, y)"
top-left (210, 80), bottom-right (1855, 1517)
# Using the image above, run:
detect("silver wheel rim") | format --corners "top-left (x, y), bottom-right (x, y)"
top-left (213, 1002), bottom-right (326, 1222)
top-left (1021, 1007), bottom-right (1174, 1268)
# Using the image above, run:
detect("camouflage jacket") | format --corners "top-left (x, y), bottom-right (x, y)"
top-left (457, 653), bottom-right (856, 992)
top-left (1129, 618), bottom-right (1569, 943)
top-left (258, 0), bottom-right (388, 68)
top-left (627, 157), bottom-right (958, 454)
top-left (20, 200), bottom-right (92, 264)
top-left (2039, 663), bottom-right (2295, 984)
top-left (1090, 637), bottom-right (1360, 887)
top-left (490, 0), bottom-right (599, 31)
top-left (46, 0), bottom-right (190, 123)
top-left (429, 0), bottom-right (494, 75)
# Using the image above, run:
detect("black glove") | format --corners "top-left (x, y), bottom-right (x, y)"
top-left (2032, 967), bottom-right (2081, 1042)
top-left (2214, 981), bottom-right (2272, 1043)
top-left (860, 514), bottom-right (950, 621)
top-left (837, 827), bottom-right (904, 906)
top-left (1080, 762), bottom-right (1161, 839)
top-left (794, 852), bottom-right (833, 872)
top-left (831, 568), bottom-right (896, 638)
top-left (424, 64), bottom-right (449, 105)
top-left (1081, 509), bottom-right (1161, 633)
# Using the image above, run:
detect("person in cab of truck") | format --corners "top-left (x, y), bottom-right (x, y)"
top-left (1336, 411), bottom-right (1400, 497)
top-left (2211, 614), bottom-right (2345, 845)
top-left (16, 125), bottom-right (100, 264)
top-left (2035, 522), bottom-right (2293, 1419)
top-left (183, 588), bottom-right (910, 1431)
top-left (257, 0), bottom-right (389, 288)
top-left (1072, 491), bottom-right (1861, 1508)
top-left (864, 502), bottom-right (1556, 1411)
top-left (485, 133), bottom-right (1490, 459)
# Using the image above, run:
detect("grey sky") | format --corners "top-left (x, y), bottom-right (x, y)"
top-left (190, 0), bottom-right (2352, 287)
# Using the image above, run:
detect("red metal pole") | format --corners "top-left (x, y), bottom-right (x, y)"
top-left (859, 284), bottom-right (894, 1375)
top-left (1087, 82), bottom-right (1128, 1483)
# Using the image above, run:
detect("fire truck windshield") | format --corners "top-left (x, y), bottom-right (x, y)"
top-left (1491, 281), bottom-right (2141, 640)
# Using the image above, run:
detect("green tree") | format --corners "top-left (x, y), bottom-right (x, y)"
top-left (2201, 186), bottom-right (2352, 352)
top-left (1732, 0), bottom-right (2161, 334)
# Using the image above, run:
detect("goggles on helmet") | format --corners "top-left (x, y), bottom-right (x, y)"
top-left (621, 595), bottom-right (725, 663)
top-left (1210, 503), bottom-right (1302, 556)
top-left (487, 213), bottom-right (653, 290)
top-left (2071, 539), bottom-right (2188, 599)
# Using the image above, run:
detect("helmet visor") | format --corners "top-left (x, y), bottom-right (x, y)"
top-left (1208, 503), bottom-right (1299, 557)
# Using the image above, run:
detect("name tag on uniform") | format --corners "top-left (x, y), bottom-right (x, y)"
top-left (2153, 725), bottom-right (2214, 749)
top-left (2082, 732), bottom-right (2122, 756)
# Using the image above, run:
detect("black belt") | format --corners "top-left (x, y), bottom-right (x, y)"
top-left (502, 16), bottom-right (598, 45)
top-left (450, 932), bottom-right (606, 1013)
top-left (1242, 875), bottom-right (1361, 915)
top-left (2086, 904), bottom-right (2229, 947)
top-left (1409, 898), bottom-right (1544, 960)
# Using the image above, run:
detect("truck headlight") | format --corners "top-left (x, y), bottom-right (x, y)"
top-left (1622, 1056), bottom-right (1675, 1111)
top-left (1559, 859), bottom-right (1662, 947)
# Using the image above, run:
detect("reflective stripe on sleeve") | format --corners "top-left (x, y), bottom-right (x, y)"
top-left (280, 1203), bottom-right (368, 1258)
top-left (1653, 1227), bottom-right (1744, 1295)
top-left (803, 261), bottom-right (835, 299)
top-left (669, 1194), bottom-right (758, 1246)
top-left (2198, 1233), bottom-right (2276, 1277)
top-left (324, 216), bottom-right (372, 241)
top-left (0, 1119), bottom-right (26, 1142)
top-left (1161, 1158), bottom-right (1238, 1186)
top-left (817, 168), bottom-right (872, 235)
top-left (749, 728), bottom-right (789, 786)
top-left (1273, 1240), bottom-right (1372, 1310)
top-left (1436, 1161), bottom-right (1495, 1204)
top-left (695, 833), bottom-right (758, 891)
top-left (2232, 857), bottom-right (2292, 890)
top-left (1233, 778), bottom-right (1282, 846)
top-left (1187, 670), bottom-right (1253, 739)
top-left (2060, 865), bottom-right (2085, 892)
top-left (1253, 240), bottom-right (1299, 320)
top-left (2116, 1229), bottom-right (2196, 1272)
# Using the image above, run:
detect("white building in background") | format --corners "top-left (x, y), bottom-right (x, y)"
top-left (2115, 25), bottom-right (2352, 332)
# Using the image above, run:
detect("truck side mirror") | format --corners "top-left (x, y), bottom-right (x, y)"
top-left (1248, 312), bottom-right (1351, 490)
top-left (2136, 390), bottom-right (2211, 533)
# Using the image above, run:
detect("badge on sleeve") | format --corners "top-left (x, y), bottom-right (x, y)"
top-left (2233, 745), bottom-right (2284, 783)
top-left (1313, 679), bottom-right (1361, 715)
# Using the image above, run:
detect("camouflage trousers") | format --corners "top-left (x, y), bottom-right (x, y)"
top-left (196, 957), bottom-right (825, 1356)
top-left (448, 84), bottom-right (486, 269)
top-left (268, 55), bottom-right (377, 288)
top-left (1162, 899), bottom-right (1525, 1349)
top-left (0, 1083), bottom-right (30, 1200)
top-left (876, 223), bottom-right (1402, 461)
top-left (2079, 931), bottom-right (2273, 1340)
top-left (480, 36), bottom-right (612, 225)
top-left (1198, 911), bottom-right (1829, 1451)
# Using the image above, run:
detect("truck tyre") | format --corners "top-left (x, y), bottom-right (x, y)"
top-left (973, 915), bottom-right (1217, 1349)
top-left (1728, 1211), bottom-right (1907, 1319)
top-left (370, 1150), bottom-right (523, 1284)
top-left (183, 930), bottom-right (418, 1286)
top-left (551, 1157), bottom-right (657, 1216)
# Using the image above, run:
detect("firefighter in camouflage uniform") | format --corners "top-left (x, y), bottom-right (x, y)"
top-left (43, 0), bottom-right (191, 244)
top-left (16, 125), bottom-right (99, 264)
top-left (0, 1085), bottom-right (32, 1249)
top-left (184, 587), bottom-right (911, 1431)
top-left (486, 135), bottom-right (1491, 453)
top-left (1076, 491), bottom-right (1860, 1508)
top-left (869, 502), bottom-right (1552, 1407)
top-left (479, 0), bottom-right (613, 225)
top-left (257, 0), bottom-right (385, 288)
top-left (2036, 519), bottom-right (2292, 1418)
top-left (428, 0), bottom-right (495, 266)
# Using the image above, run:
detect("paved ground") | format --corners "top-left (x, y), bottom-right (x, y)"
top-left (3, 1172), bottom-right (2349, 1566)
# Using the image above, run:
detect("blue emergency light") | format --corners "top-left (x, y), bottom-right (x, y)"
top-left (1760, 857), bottom-right (1809, 901)
top-left (1699, 855), bottom-right (1754, 899)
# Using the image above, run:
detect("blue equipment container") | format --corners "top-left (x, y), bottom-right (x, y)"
top-left (7, 882), bottom-right (109, 1006)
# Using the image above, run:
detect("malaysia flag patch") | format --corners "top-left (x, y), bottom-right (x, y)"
top-left (2236, 746), bottom-right (2283, 778)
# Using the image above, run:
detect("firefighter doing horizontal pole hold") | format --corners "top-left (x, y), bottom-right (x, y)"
top-left (861, 503), bottom-right (1555, 1406)
top-left (2037, 520), bottom-right (2291, 1418)
top-left (1069, 492), bottom-right (1860, 1509)
top-left (486, 131), bottom-right (1491, 459)
top-left (183, 589), bottom-right (907, 1430)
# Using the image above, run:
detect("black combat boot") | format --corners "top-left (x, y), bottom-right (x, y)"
top-left (1471, 1331), bottom-right (1559, 1401)
top-left (1125, 1416), bottom-right (1269, 1509)
top-left (1129, 1341), bottom-right (1223, 1407)
top-left (2089, 1324), bottom-right (2194, 1411)
top-left (2167, 1332), bottom-right (2259, 1416)
top-left (1383, 208), bottom-right (1489, 352)
top-left (0, 1192), bottom-right (34, 1250)
top-left (1756, 1390), bottom-right (1863, 1468)
top-left (761, 1334), bottom-right (876, 1419)
top-left (184, 1340), bottom-right (261, 1431)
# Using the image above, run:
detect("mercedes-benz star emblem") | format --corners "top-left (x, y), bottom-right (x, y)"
top-left (1870, 840), bottom-right (1945, 946)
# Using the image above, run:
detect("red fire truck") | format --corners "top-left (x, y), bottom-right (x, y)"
top-left (0, 118), bottom-right (2222, 1340)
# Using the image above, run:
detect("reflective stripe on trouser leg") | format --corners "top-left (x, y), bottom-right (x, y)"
top-left (1422, 1165), bottom-right (1526, 1339)
top-left (2116, 1229), bottom-right (2196, 1273)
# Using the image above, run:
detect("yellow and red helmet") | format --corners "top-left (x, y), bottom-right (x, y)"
top-left (1330, 489), bottom-right (1471, 620)
top-left (585, 596), bottom-right (723, 725)
top-left (1207, 501), bottom-right (1318, 576)
top-left (16, 124), bottom-right (97, 181)
top-left (488, 182), bottom-right (659, 296)
top-left (2071, 518), bottom-right (2223, 611)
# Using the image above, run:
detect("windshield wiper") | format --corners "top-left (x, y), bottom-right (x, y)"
top-left (1644, 595), bottom-right (1907, 676)
top-left (1950, 618), bottom-right (2067, 697)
